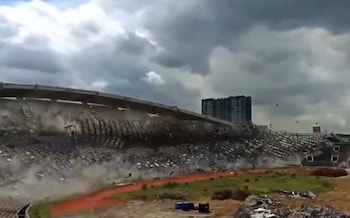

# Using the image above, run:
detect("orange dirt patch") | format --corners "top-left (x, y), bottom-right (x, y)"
top-left (51, 167), bottom-right (306, 216)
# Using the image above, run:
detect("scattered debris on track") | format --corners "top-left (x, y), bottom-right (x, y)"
top-left (278, 189), bottom-right (317, 199)
top-left (233, 195), bottom-right (350, 218)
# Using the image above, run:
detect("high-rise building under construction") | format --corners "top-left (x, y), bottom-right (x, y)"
top-left (201, 96), bottom-right (252, 125)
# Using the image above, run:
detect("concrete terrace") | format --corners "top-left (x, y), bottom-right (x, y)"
top-left (0, 83), bottom-right (241, 128)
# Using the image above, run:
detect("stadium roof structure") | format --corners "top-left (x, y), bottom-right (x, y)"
top-left (0, 83), bottom-right (236, 127)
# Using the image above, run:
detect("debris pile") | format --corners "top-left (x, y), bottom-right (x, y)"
top-left (233, 195), bottom-right (350, 218)
top-left (278, 189), bottom-right (317, 199)
top-left (292, 205), bottom-right (350, 218)
top-left (233, 195), bottom-right (282, 217)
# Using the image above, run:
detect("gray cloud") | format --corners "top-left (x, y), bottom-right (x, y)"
top-left (116, 31), bottom-right (155, 55)
top-left (0, 0), bottom-right (349, 132)
top-left (141, 0), bottom-right (350, 74)
top-left (107, 79), bottom-right (200, 110)
top-left (0, 15), bottom-right (19, 39)
top-left (70, 20), bottom-right (100, 38)
top-left (0, 43), bottom-right (65, 74)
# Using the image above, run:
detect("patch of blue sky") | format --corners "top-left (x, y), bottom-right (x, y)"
top-left (0, 0), bottom-right (31, 6)
top-left (0, 0), bottom-right (88, 9)
top-left (43, 0), bottom-right (88, 10)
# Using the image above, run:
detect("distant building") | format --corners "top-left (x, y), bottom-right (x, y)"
top-left (256, 125), bottom-right (269, 132)
top-left (201, 96), bottom-right (252, 124)
top-left (313, 125), bottom-right (321, 134)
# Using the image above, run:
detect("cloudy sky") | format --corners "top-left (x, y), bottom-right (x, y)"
top-left (0, 0), bottom-right (349, 133)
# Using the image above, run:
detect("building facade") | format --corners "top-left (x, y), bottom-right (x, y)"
top-left (202, 96), bottom-right (252, 124)
top-left (313, 125), bottom-right (321, 134)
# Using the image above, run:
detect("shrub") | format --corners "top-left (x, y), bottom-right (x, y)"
top-left (211, 189), bottom-right (232, 200)
top-left (157, 190), bottom-right (187, 200)
top-left (274, 172), bottom-right (283, 177)
top-left (310, 168), bottom-right (347, 177)
top-left (142, 184), bottom-right (148, 190)
top-left (211, 188), bottom-right (251, 201)
top-left (264, 170), bottom-right (272, 174)
top-left (134, 194), bottom-right (148, 200)
top-left (231, 188), bottom-right (251, 201)
top-left (163, 181), bottom-right (179, 188)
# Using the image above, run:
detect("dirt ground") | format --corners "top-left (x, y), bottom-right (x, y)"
top-left (51, 168), bottom-right (311, 218)
top-left (94, 200), bottom-right (214, 218)
top-left (55, 199), bottom-right (241, 218)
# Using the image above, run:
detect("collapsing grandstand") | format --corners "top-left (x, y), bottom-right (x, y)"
top-left (0, 83), bottom-right (346, 214)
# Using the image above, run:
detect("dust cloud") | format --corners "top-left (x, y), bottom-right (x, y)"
top-left (256, 155), bottom-right (303, 168)
top-left (0, 154), bottom-right (174, 201)
top-left (0, 149), bottom-right (308, 202)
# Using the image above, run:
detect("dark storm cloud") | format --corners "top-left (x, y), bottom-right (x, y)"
top-left (139, 0), bottom-right (350, 75)
top-left (0, 67), bottom-right (58, 85)
top-left (0, 42), bottom-right (66, 74)
top-left (106, 79), bottom-right (201, 110)
top-left (252, 82), bottom-right (348, 118)
top-left (69, 32), bottom-right (201, 108)
top-left (0, 20), bottom-right (63, 76)
top-left (116, 31), bottom-right (155, 55)
top-left (211, 40), bottom-right (350, 109)
top-left (216, 0), bottom-right (350, 33)
top-left (150, 51), bottom-right (185, 69)
top-left (143, 3), bottom-right (215, 74)
top-left (70, 38), bottom-right (151, 83)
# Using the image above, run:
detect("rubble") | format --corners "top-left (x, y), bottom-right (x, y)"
top-left (245, 195), bottom-right (282, 208)
top-left (278, 189), bottom-right (317, 199)
top-left (233, 195), bottom-right (281, 218)
top-left (292, 205), bottom-right (350, 218)
top-left (233, 195), bottom-right (350, 218)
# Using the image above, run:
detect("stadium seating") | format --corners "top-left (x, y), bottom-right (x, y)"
top-left (0, 129), bottom-right (328, 187)
top-left (0, 198), bottom-right (28, 218)
top-left (0, 211), bottom-right (15, 218)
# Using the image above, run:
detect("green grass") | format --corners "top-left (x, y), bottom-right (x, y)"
top-left (28, 199), bottom-right (65, 218)
top-left (110, 172), bottom-right (335, 201)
